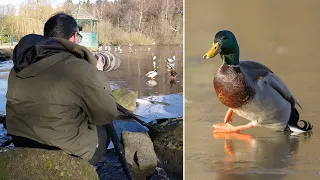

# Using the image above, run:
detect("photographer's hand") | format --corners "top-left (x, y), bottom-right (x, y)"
top-left (96, 55), bottom-right (105, 71)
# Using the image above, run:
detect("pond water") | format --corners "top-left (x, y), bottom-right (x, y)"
top-left (106, 45), bottom-right (183, 97)
top-left (185, 0), bottom-right (320, 179)
top-left (0, 45), bottom-right (183, 116)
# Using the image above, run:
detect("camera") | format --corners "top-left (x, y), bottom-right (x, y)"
top-left (93, 52), bottom-right (121, 72)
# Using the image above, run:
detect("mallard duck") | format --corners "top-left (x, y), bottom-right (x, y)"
top-left (170, 68), bottom-right (177, 79)
top-left (145, 70), bottom-right (157, 80)
top-left (203, 30), bottom-right (313, 133)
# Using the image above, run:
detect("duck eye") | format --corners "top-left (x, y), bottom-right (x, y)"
top-left (223, 36), bottom-right (229, 40)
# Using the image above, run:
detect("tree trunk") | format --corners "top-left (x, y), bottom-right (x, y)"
top-left (138, 11), bottom-right (143, 33)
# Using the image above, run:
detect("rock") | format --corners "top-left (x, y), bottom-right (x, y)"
top-left (0, 147), bottom-right (99, 180)
top-left (0, 48), bottom-right (12, 60)
top-left (112, 88), bottom-right (138, 112)
top-left (152, 119), bottom-right (183, 179)
top-left (122, 131), bottom-right (157, 179)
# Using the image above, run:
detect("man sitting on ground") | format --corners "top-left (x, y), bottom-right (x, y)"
top-left (6, 12), bottom-right (117, 165)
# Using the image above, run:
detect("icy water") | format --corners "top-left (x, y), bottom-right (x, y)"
top-left (0, 44), bottom-right (182, 112)
top-left (185, 0), bottom-right (320, 179)
top-left (106, 45), bottom-right (183, 97)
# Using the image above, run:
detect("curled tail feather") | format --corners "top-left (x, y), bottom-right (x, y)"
top-left (287, 107), bottom-right (313, 132)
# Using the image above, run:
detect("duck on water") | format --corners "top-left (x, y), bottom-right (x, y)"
top-left (203, 30), bottom-right (313, 133)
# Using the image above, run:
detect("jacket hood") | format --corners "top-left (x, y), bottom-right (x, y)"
top-left (13, 34), bottom-right (97, 78)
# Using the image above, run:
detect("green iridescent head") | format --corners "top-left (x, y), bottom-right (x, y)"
top-left (203, 30), bottom-right (240, 65)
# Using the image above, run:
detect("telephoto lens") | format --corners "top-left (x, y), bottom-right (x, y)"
top-left (94, 53), bottom-right (106, 65)
top-left (93, 52), bottom-right (121, 72)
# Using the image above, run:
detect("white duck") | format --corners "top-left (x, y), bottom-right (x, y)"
top-left (167, 56), bottom-right (176, 63)
top-left (145, 70), bottom-right (158, 80)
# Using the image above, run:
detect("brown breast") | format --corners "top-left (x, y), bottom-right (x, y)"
top-left (213, 65), bottom-right (255, 109)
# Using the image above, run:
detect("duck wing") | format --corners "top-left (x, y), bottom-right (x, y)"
top-left (240, 61), bottom-right (301, 108)
top-left (262, 73), bottom-right (301, 109)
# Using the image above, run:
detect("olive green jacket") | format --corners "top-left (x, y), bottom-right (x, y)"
top-left (6, 34), bottom-right (118, 161)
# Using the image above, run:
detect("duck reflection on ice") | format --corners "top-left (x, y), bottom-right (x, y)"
top-left (146, 79), bottom-right (157, 87)
top-left (213, 132), bottom-right (312, 180)
top-left (170, 78), bottom-right (176, 88)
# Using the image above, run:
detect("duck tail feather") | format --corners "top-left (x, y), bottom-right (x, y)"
top-left (287, 107), bottom-right (312, 132)
top-left (288, 120), bottom-right (313, 132)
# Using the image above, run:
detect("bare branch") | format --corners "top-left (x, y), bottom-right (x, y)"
top-left (170, 23), bottom-right (178, 32)
top-left (2, 0), bottom-right (183, 45)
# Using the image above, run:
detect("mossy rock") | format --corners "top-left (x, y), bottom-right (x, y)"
top-left (152, 120), bottom-right (183, 177)
top-left (112, 88), bottom-right (138, 112)
top-left (0, 147), bottom-right (99, 180)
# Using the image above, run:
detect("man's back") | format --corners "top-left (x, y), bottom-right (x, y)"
top-left (6, 34), bottom-right (118, 161)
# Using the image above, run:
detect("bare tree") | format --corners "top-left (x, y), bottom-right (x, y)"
top-left (132, 0), bottom-right (150, 33)
top-left (1, 0), bottom-right (183, 45)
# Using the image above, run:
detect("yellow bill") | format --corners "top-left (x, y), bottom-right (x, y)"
top-left (203, 42), bottom-right (221, 59)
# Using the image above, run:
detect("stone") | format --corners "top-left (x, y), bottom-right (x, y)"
top-left (0, 48), bottom-right (12, 60)
top-left (0, 147), bottom-right (99, 180)
top-left (112, 88), bottom-right (138, 114)
top-left (122, 131), bottom-right (157, 179)
top-left (152, 119), bottom-right (183, 179)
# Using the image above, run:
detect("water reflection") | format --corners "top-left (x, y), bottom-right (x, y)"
top-left (213, 132), bottom-right (312, 180)
top-left (106, 45), bottom-right (183, 97)
top-left (146, 80), bottom-right (157, 87)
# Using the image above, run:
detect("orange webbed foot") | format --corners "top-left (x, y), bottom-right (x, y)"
top-left (213, 122), bottom-right (254, 133)
top-left (213, 123), bottom-right (238, 133)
